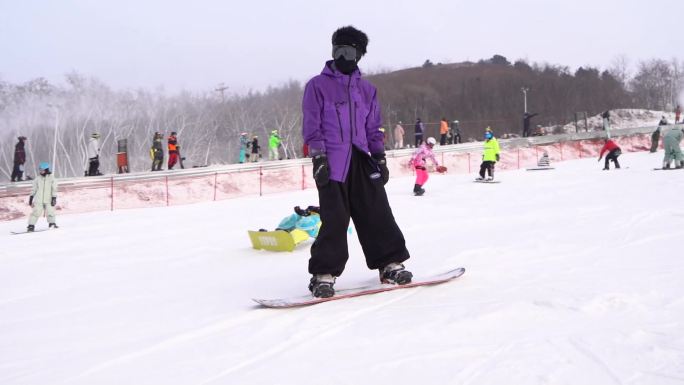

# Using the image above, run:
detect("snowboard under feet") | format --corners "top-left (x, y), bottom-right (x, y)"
top-left (254, 267), bottom-right (465, 308)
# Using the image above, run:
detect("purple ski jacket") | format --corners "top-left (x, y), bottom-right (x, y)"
top-left (302, 61), bottom-right (384, 183)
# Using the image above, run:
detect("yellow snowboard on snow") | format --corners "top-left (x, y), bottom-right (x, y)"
top-left (248, 229), bottom-right (311, 252)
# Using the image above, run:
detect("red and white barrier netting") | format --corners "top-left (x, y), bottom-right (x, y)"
top-left (0, 133), bottom-right (653, 221)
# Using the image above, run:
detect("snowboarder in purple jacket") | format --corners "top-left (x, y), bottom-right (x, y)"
top-left (302, 25), bottom-right (412, 298)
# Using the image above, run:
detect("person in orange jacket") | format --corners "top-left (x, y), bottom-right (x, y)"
top-left (439, 117), bottom-right (449, 145)
top-left (167, 132), bottom-right (180, 169)
top-left (598, 138), bottom-right (621, 170)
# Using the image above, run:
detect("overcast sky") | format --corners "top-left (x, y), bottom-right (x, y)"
top-left (1, 0), bottom-right (682, 94)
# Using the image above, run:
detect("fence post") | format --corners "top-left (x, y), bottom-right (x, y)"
top-left (302, 165), bottom-right (305, 190)
top-left (213, 172), bottom-right (218, 201)
top-left (259, 166), bottom-right (263, 197)
top-left (560, 142), bottom-right (564, 161)
top-left (110, 177), bottom-right (114, 211)
top-left (165, 175), bottom-right (169, 206)
top-left (517, 148), bottom-right (520, 169)
top-left (467, 152), bottom-right (471, 173)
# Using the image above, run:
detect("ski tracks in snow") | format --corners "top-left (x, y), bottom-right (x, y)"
top-left (196, 288), bottom-right (423, 385)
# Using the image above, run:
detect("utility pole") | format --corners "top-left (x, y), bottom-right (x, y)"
top-left (521, 87), bottom-right (529, 113)
top-left (215, 83), bottom-right (229, 103)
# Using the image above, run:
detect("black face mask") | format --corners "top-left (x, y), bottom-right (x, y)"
top-left (334, 57), bottom-right (358, 75)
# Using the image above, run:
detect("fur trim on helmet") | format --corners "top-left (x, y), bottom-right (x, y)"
top-left (332, 26), bottom-right (368, 56)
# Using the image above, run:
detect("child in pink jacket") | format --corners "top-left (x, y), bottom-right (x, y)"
top-left (409, 137), bottom-right (442, 196)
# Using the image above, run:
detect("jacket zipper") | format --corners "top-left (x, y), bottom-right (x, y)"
top-left (335, 102), bottom-right (344, 142)
top-left (343, 77), bottom-right (353, 176)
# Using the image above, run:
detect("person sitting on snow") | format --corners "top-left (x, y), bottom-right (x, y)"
top-left (538, 151), bottom-right (550, 167)
top-left (275, 205), bottom-right (322, 238)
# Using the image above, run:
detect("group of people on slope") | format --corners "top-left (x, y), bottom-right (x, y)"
top-left (11, 133), bottom-right (103, 183)
top-left (238, 130), bottom-right (283, 163)
top-left (650, 115), bottom-right (683, 169)
top-left (392, 118), bottom-right (461, 150)
top-left (150, 131), bottom-right (183, 171)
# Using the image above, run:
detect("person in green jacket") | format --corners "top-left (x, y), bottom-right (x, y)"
top-left (268, 130), bottom-right (281, 161)
top-left (476, 128), bottom-right (500, 181)
top-left (662, 126), bottom-right (683, 169)
top-left (27, 162), bottom-right (58, 232)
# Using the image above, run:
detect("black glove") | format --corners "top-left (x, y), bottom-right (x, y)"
top-left (495, 154), bottom-right (500, 162)
top-left (372, 153), bottom-right (389, 185)
top-left (51, 197), bottom-right (57, 207)
top-left (312, 154), bottom-right (330, 187)
top-left (28, 195), bottom-right (33, 207)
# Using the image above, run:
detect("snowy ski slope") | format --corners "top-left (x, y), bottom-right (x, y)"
top-left (1, 150), bottom-right (683, 385)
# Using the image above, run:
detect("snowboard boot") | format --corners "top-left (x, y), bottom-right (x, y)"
top-left (413, 184), bottom-right (425, 196)
top-left (379, 263), bottom-right (413, 285)
top-left (49, 223), bottom-right (59, 229)
top-left (27, 224), bottom-right (35, 232)
top-left (486, 176), bottom-right (494, 181)
top-left (663, 161), bottom-right (671, 170)
top-left (475, 176), bottom-right (484, 181)
top-left (308, 274), bottom-right (336, 298)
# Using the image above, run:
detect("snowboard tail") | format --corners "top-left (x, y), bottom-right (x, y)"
top-left (254, 267), bottom-right (465, 308)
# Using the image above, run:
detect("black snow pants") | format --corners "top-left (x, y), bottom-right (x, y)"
top-left (605, 149), bottom-right (621, 169)
top-left (479, 161), bottom-right (496, 178)
top-left (309, 147), bottom-right (410, 277)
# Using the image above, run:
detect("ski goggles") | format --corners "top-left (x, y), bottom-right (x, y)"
top-left (332, 45), bottom-right (358, 61)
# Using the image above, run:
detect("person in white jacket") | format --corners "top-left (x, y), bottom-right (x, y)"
top-left (86, 133), bottom-right (102, 176)
top-left (27, 162), bottom-right (58, 232)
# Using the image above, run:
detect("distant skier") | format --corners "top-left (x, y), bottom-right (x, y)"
top-left (522, 112), bottom-right (539, 137)
top-left (661, 126), bottom-right (683, 169)
top-left (651, 117), bottom-right (668, 152)
top-left (167, 132), bottom-right (180, 170)
top-left (408, 137), bottom-right (445, 195)
top-left (393, 121), bottom-right (405, 149)
top-left (602, 110), bottom-right (611, 132)
top-left (86, 133), bottom-right (102, 176)
top-left (450, 120), bottom-right (461, 144)
top-left (538, 151), bottom-right (550, 167)
top-left (598, 138), bottom-right (621, 170)
top-left (476, 129), bottom-right (500, 181)
top-left (268, 130), bottom-right (281, 161)
top-left (249, 135), bottom-right (260, 162)
top-left (676, 104), bottom-right (681, 123)
top-left (414, 118), bottom-right (424, 147)
top-left (27, 162), bottom-right (58, 232)
top-left (239, 132), bottom-right (249, 163)
top-left (439, 117), bottom-right (449, 145)
top-left (302, 25), bottom-right (412, 298)
top-left (11, 136), bottom-right (27, 182)
top-left (150, 132), bottom-right (164, 171)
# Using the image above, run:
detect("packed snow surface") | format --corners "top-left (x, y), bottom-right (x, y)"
top-left (1, 150), bottom-right (683, 385)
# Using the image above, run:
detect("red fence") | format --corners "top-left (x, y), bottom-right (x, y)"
top-left (0, 133), bottom-right (653, 221)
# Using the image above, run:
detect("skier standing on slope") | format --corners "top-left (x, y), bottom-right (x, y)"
top-left (598, 138), bottom-right (621, 170)
top-left (302, 25), bottom-right (412, 298)
top-left (86, 133), bottom-right (102, 176)
top-left (167, 132), bottom-right (180, 170)
top-left (27, 162), bottom-right (58, 232)
top-left (150, 132), bottom-right (164, 171)
top-left (476, 128), bottom-right (500, 181)
top-left (11, 136), bottom-right (27, 182)
top-left (239, 132), bottom-right (249, 163)
top-left (409, 137), bottom-right (445, 195)
top-left (661, 126), bottom-right (683, 169)
top-left (269, 130), bottom-right (281, 161)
